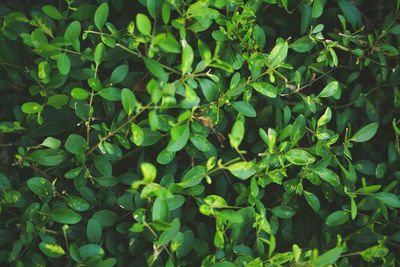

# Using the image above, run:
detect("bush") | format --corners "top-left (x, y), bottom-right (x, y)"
top-left (1, 0), bottom-right (400, 266)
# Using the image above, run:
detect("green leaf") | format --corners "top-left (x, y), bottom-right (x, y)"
top-left (251, 82), bottom-right (278, 98)
top-left (167, 124), bottom-right (190, 152)
top-left (268, 39), bottom-right (288, 67)
top-left (50, 208), bottom-right (82, 224)
top-left (92, 210), bottom-right (119, 227)
top-left (87, 218), bottom-right (102, 244)
top-left (291, 36), bottom-right (314, 53)
top-left (79, 244), bottom-right (105, 259)
top-left (141, 162), bottom-right (157, 183)
top-left (42, 5), bottom-right (63, 20)
top-left (180, 166), bottom-right (206, 188)
top-left (152, 197), bottom-right (169, 221)
top-left (199, 79), bottom-right (218, 101)
top-left (93, 155), bottom-right (112, 176)
top-left (47, 94), bottom-right (69, 108)
top-left (30, 149), bottom-right (68, 166)
top-left (337, 0), bottom-right (362, 29)
top-left (350, 122), bottom-right (378, 142)
top-left (228, 162), bottom-right (258, 180)
top-left (110, 64), bottom-right (129, 84)
top-left (94, 3), bottom-right (109, 30)
top-left (136, 13), bottom-right (152, 35)
top-left (270, 206), bottom-right (295, 218)
top-left (284, 149), bottom-right (315, 165)
top-left (326, 211), bottom-right (349, 226)
top-left (66, 195), bottom-right (90, 212)
top-left (351, 197), bottom-right (357, 220)
top-left (229, 120), bottom-right (245, 149)
top-left (158, 218), bottom-right (180, 245)
top-left (71, 88), bottom-right (89, 100)
top-left (64, 21), bottom-right (81, 43)
top-left (39, 242), bottom-right (65, 258)
top-left (121, 88), bottom-right (137, 115)
top-left (65, 134), bottom-right (87, 155)
top-left (144, 58), bottom-right (168, 81)
top-left (318, 81), bottom-right (339, 98)
top-left (290, 115), bottom-right (306, 146)
top-left (99, 87), bottom-right (121, 101)
top-left (131, 123), bottom-right (144, 146)
top-left (162, 1), bottom-right (170, 24)
top-left (304, 191), bottom-right (320, 213)
top-left (147, 0), bottom-right (163, 19)
top-left (157, 148), bottom-right (175, 164)
top-left (155, 33), bottom-right (180, 54)
top-left (231, 102), bottom-right (257, 117)
top-left (69, 243), bottom-right (82, 263)
top-left (27, 177), bottom-right (53, 198)
top-left (315, 247), bottom-right (343, 266)
top-left (190, 134), bottom-right (213, 152)
top-left (182, 40), bottom-right (194, 75)
top-left (94, 42), bottom-right (105, 65)
top-left (312, 0), bottom-right (323, 18)
top-left (70, 4), bottom-right (96, 21)
top-left (373, 192), bottom-right (400, 208)
top-left (22, 102), bottom-right (43, 114)
top-left (317, 107), bottom-right (332, 127)
top-left (312, 168), bottom-right (340, 187)
top-left (361, 246), bottom-right (389, 261)
top-left (41, 137), bottom-right (61, 149)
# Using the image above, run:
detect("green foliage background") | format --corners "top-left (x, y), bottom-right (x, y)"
top-left (1, 0), bottom-right (400, 266)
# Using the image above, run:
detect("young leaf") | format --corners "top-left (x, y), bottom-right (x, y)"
top-left (131, 123), bottom-right (144, 146)
top-left (317, 107), bottom-right (332, 127)
top-left (182, 40), bottom-right (194, 75)
top-left (136, 13), bottom-right (152, 35)
top-left (141, 162), bottom-right (157, 183)
top-left (39, 242), bottom-right (65, 258)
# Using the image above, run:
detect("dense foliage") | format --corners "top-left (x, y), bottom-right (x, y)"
top-left (1, 0), bottom-right (400, 266)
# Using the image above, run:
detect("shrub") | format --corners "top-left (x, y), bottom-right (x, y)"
top-left (1, 0), bottom-right (400, 266)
